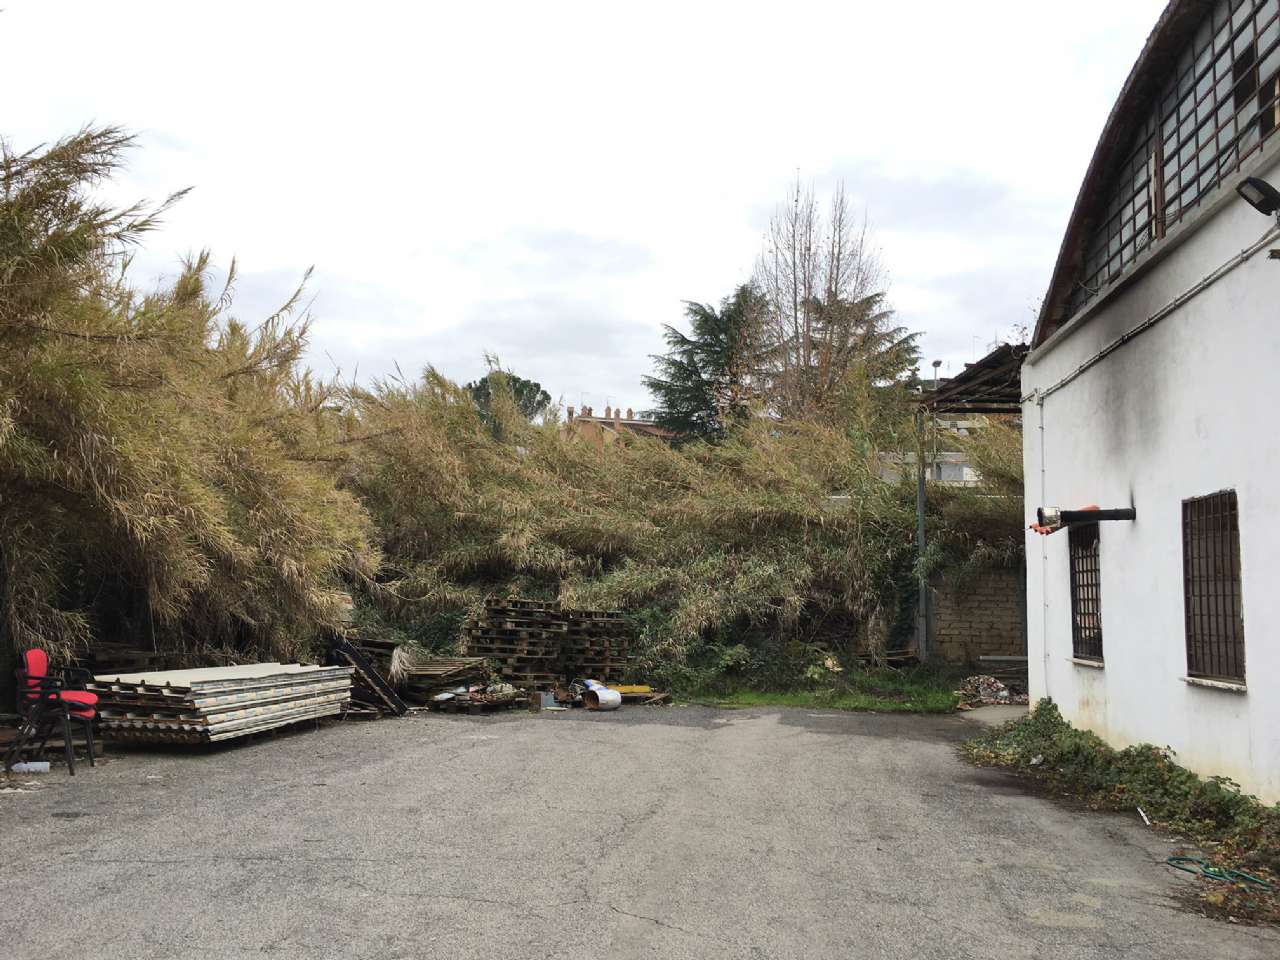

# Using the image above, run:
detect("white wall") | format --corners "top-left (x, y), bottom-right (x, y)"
top-left (1022, 154), bottom-right (1280, 803)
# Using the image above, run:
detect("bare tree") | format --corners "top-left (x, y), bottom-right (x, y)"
top-left (753, 180), bottom-right (918, 418)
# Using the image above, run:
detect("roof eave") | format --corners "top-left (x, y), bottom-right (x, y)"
top-left (1033, 0), bottom-right (1216, 349)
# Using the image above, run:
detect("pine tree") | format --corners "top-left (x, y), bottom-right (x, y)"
top-left (643, 285), bottom-right (763, 443)
top-left (466, 370), bottom-right (551, 423)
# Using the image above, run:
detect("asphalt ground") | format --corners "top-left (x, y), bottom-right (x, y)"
top-left (3, 704), bottom-right (1277, 959)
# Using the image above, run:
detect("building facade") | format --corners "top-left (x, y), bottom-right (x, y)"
top-left (1022, 0), bottom-right (1280, 800)
top-left (562, 404), bottom-right (674, 446)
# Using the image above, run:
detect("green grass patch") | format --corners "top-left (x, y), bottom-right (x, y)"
top-left (699, 664), bottom-right (963, 714)
top-left (964, 700), bottom-right (1280, 924)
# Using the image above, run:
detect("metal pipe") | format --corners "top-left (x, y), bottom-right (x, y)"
top-left (583, 687), bottom-right (621, 711)
top-left (1037, 507), bottom-right (1137, 527)
top-left (1025, 224), bottom-right (1280, 406)
top-left (915, 406), bottom-right (928, 660)
top-left (1036, 392), bottom-right (1050, 701)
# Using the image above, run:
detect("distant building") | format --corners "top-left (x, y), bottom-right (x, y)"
top-left (1023, 0), bottom-right (1280, 800)
top-left (877, 412), bottom-right (983, 487)
top-left (562, 404), bottom-right (674, 446)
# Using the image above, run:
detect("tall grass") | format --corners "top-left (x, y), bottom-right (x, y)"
top-left (0, 129), bottom-right (377, 663)
top-left (1, 128), bottom-right (1023, 689)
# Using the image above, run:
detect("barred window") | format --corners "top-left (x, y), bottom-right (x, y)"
top-left (1069, 524), bottom-right (1103, 661)
top-left (1182, 490), bottom-right (1246, 683)
top-left (1068, 0), bottom-right (1280, 316)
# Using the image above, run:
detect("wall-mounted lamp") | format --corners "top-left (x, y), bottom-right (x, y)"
top-left (1236, 176), bottom-right (1280, 217)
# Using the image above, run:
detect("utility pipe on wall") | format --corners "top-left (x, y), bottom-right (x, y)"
top-left (915, 406), bottom-right (928, 660)
top-left (1036, 393), bottom-right (1050, 700)
top-left (1026, 223), bottom-right (1280, 406)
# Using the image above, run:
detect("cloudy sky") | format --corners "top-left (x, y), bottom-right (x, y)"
top-left (5, 0), bottom-right (1168, 410)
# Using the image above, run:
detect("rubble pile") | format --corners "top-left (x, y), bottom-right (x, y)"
top-left (955, 674), bottom-right (1030, 706)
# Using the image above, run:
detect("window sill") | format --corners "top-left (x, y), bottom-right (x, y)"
top-left (1069, 657), bottom-right (1105, 669)
top-left (1181, 676), bottom-right (1247, 694)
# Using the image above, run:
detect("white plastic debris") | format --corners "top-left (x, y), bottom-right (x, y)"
top-left (9, 761), bottom-right (50, 774)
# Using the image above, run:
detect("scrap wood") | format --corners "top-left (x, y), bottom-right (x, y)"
top-left (427, 683), bottom-right (525, 714)
top-left (606, 684), bottom-right (670, 705)
top-left (329, 639), bottom-right (409, 717)
top-left (396, 653), bottom-right (491, 704)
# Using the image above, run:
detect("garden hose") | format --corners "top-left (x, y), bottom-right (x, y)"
top-left (1166, 856), bottom-right (1274, 891)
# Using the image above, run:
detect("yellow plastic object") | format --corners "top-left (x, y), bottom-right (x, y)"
top-left (608, 684), bottom-right (652, 695)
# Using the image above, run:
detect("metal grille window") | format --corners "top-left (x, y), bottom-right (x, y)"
top-left (1069, 523), bottom-right (1104, 661)
top-left (1182, 490), bottom-right (1246, 682)
top-left (1068, 0), bottom-right (1280, 316)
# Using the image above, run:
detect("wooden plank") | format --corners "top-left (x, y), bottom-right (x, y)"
top-left (330, 640), bottom-right (409, 716)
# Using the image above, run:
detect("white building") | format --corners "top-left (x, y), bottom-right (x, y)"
top-left (1022, 0), bottom-right (1280, 801)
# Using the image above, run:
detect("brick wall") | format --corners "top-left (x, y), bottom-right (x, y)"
top-left (929, 567), bottom-right (1025, 665)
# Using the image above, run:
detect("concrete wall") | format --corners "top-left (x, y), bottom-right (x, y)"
top-left (931, 568), bottom-right (1026, 664)
top-left (1022, 152), bottom-right (1280, 802)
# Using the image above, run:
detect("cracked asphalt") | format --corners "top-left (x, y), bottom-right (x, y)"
top-left (3, 705), bottom-right (1278, 959)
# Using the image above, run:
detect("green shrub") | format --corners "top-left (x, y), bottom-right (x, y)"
top-left (965, 700), bottom-right (1280, 875)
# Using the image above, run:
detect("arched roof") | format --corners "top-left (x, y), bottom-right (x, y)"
top-left (1033, 0), bottom-right (1219, 347)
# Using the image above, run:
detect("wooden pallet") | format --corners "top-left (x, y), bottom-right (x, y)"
top-left (461, 598), bottom-right (637, 688)
top-left (329, 640), bottom-right (409, 717)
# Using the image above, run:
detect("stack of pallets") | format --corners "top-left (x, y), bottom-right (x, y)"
top-left (463, 598), bottom-right (565, 688)
top-left (397, 655), bottom-right (491, 704)
top-left (463, 598), bottom-right (633, 688)
top-left (86, 663), bottom-right (353, 744)
top-left (562, 608), bottom-right (631, 684)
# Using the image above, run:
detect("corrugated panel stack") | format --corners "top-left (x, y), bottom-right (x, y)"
top-left (562, 608), bottom-right (631, 683)
top-left (87, 663), bottom-right (353, 744)
top-left (463, 598), bottom-right (564, 688)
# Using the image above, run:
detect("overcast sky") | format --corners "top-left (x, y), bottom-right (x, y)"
top-left (5, 0), bottom-right (1169, 410)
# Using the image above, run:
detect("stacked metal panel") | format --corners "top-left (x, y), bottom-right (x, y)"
top-left (87, 663), bottom-right (353, 743)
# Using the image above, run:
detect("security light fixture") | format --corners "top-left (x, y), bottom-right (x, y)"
top-left (1236, 176), bottom-right (1280, 216)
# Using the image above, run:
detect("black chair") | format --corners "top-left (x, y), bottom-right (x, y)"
top-left (3, 649), bottom-right (98, 775)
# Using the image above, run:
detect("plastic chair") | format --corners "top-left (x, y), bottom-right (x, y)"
top-left (3, 649), bottom-right (98, 775)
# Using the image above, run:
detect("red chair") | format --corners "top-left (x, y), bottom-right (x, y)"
top-left (3, 649), bottom-right (98, 775)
